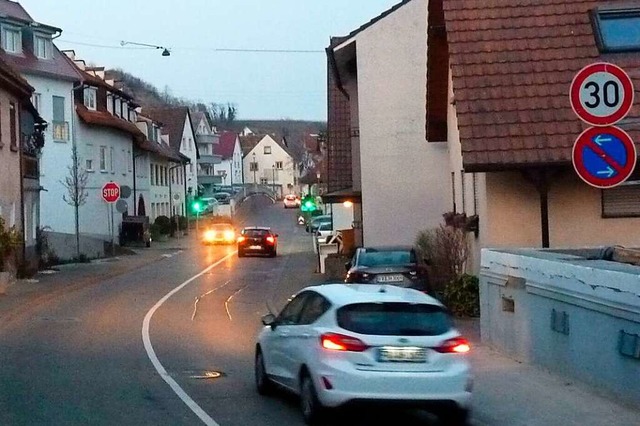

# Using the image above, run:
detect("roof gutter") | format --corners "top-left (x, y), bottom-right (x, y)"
top-left (326, 45), bottom-right (349, 98)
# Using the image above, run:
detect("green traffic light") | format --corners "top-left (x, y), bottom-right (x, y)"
top-left (192, 201), bottom-right (202, 213)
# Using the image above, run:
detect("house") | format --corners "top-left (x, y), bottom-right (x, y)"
top-left (240, 134), bottom-right (297, 198)
top-left (434, 0), bottom-right (640, 268)
top-left (324, 0), bottom-right (451, 247)
top-left (0, 55), bottom-right (45, 275)
top-left (215, 131), bottom-right (244, 186)
top-left (60, 52), bottom-right (158, 257)
top-left (142, 107), bottom-right (197, 216)
top-left (297, 132), bottom-right (327, 196)
top-left (191, 111), bottom-right (221, 195)
top-left (135, 112), bottom-right (185, 222)
top-left (0, 0), bottom-right (82, 253)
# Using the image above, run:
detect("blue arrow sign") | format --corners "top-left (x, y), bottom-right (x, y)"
top-left (581, 132), bottom-right (627, 179)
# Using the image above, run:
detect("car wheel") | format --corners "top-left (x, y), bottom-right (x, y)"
top-left (269, 249), bottom-right (277, 258)
top-left (255, 349), bottom-right (273, 395)
top-left (438, 407), bottom-right (469, 426)
top-left (238, 250), bottom-right (245, 258)
top-left (300, 372), bottom-right (323, 425)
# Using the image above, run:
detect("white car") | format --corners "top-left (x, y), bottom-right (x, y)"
top-left (254, 284), bottom-right (472, 425)
top-left (314, 222), bottom-right (334, 245)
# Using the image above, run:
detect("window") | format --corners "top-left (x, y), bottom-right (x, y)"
top-left (276, 293), bottom-right (309, 325)
top-left (107, 94), bottom-right (113, 114)
top-left (275, 161), bottom-right (283, 170)
top-left (84, 87), bottom-right (97, 110)
top-left (110, 147), bottom-right (114, 173)
top-left (150, 164), bottom-right (155, 185)
top-left (34, 35), bottom-right (51, 59)
top-left (2, 27), bottom-right (21, 53)
top-left (264, 146), bottom-right (271, 154)
top-left (52, 96), bottom-right (68, 141)
top-left (260, 178), bottom-right (268, 185)
top-left (594, 8), bottom-right (640, 52)
top-left (99, 146), bottom-right (107, 171)
top-left (602, 179), bottom-right (640, 217)
top-left (250, 162), bottom-right (258, 172)
top-left (32, 93), bottom-right (41, 112)
top-left (86, 159), bottom-right (93, 171)
top-left (127, 150), bottom-right (132, 172)
top-left (298, 293), bottom-right (331, 325)
top-left (9, 102), bottom-right (17, 151)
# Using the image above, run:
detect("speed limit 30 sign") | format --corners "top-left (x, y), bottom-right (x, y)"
top-left (570, 62), bottom-right (634, 126)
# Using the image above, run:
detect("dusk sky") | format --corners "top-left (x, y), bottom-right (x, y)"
top-left (18, 0), bottom-right (400, 121)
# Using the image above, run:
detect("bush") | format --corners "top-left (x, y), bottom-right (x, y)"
top-left (0, 216), bottom-right (22, 272)
top-left (177, 215), bottom-right (188, 231)
top-left (415, 225), bottom-right (469, 292)
top-left (154, 215), bottom-right (171, 235)
top-left (443, 274), bottom-right (480, 317)
top-left (149, 223), bottom-right (162, 240)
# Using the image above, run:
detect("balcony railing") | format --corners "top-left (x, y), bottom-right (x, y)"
top-left (52, 121), bottom-right (69, 141)
top-left (198, 154), bottom-right (222, 165)
top-left (22, 155), bottom-right (39, 179)
top-left (196, 134), bottom-right (217, 145)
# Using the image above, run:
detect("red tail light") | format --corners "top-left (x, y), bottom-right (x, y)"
top-left (266, 236), bottom-right (275, 244)
top-left (433, 337), bottom-right (470, 354)
top-left (320, 333), bottom-right (368, 352)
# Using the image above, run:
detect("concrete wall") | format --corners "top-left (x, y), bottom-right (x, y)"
top-left (348, 0), bottom-right (451, 247)
top-left (28, 76), bottom-right (76, 235)
top-left (481, 248), bottom-right (640, 405)
top-left (46, 231), bottom-right (107, 260)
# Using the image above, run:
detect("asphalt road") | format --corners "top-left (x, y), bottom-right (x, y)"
top-left (1, 196), bottom-right (639, 426)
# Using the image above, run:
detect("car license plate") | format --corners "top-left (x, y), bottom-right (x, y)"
top-left (378, 346), bottom-right (427, 363)
top-left (249, 245), bottom-right (263, 250)
top-left (377, 274), bottom-right (404, 283)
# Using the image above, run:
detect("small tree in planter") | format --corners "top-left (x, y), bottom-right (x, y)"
top-left (154, 216), bottom-right (171, 241)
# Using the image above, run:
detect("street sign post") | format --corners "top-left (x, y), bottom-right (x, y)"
top-left (572, 126), bottom-right (637, 189)
top-left (570, 62), bottom-right (634, 126)
top-left (102, 181), bottom-right (120, 255)
top-left (102, 181), bottom-right (120, 204)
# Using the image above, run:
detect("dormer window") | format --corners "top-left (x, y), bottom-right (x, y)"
top-left (34, 35), bottom-right (51, 59)
top-left (84, 87), bottom-right (97, 110)
top-left (115, 98), bottom-right (121, 118)
top-left (594, 7), bottom-right (640, 52)
top-left (2, 26), bottom-right (21, 54)
top-left (106, 94), bottom-right (113, 114)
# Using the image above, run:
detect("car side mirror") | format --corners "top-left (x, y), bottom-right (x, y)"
top-left (261, 313), bottom-right (277, 328)
top-left (345, 261), bottom-right (352, 271)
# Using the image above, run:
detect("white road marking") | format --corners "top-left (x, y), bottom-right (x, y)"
top-left (191, 280), bottom-right (232, 321)
top-left (224, 285), bottom-right (248, 321)
top-left (142, 253), bottom-right (235, 426)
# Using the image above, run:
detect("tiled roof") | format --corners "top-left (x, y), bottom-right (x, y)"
top-left (443, 0), bottom-right (614, 172)
top-left (0, 54), bottom-right (33, 97)
top-left (341, 0), bottom-right (412, 42)
top-left (142, 107), bottom-right (192, 153)
top-left (0, 1), bottom-right (79, 82)
top-left (239, 134), bottom-right (263, 157)
top-left (215, 131), bottom-right (238, 159)
top-left (76, 104), bottom-right (145, 141)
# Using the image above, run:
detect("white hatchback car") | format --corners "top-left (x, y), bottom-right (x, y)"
top-left (254, 284), bottom-right (472, 425)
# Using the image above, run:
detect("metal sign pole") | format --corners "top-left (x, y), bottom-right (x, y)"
top-left (110, 203), bottom-right (115, 256)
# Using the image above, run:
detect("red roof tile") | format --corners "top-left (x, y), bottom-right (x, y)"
top-left (215, 131), bottom-right (238, 159)
top-left (442, 0), bottom-right (630, 172)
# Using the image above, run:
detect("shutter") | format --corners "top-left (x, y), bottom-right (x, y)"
top-left (602, 183), bottom-right (640, 217)
top-left (52, 96), bottom-right (65, 122)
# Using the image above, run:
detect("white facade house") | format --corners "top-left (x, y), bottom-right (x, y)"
top-left (143, 107), bottom-right (194, 217)
top-left (242, 134), bottom-right (296, 198)
top-left (215, 131), bottom-right (244, 186)
top-left (327, 0), bottom-right (451, 247)
top-left (192, 112), bottom-right (221, 194)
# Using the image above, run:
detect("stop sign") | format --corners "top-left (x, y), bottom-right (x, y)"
top-left (102, 181), bottom-right (120, 203)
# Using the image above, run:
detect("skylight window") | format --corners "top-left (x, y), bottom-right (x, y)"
top-left (594, 8), bottom-right (640, 52)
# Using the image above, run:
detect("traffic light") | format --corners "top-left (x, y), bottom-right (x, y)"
top-left (191, 197), bottom-right (203, 214)
top-left (300, 195), bottom-right (317, 212)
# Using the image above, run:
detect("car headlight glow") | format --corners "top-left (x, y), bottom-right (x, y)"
top-left (204, 230), bottom-right (215, 240)
top-left (224, 230), bottom-right (235, 241)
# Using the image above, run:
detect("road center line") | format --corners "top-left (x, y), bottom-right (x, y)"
top-left (192, 280), bottom-right (232, 321)
top-left (142, 253), bottom-right (235, 426)
top-left (224, 284), bottom-right (248, 321)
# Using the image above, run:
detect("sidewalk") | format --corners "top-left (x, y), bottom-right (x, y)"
top-left (0, 233), bottom-right (196, 328)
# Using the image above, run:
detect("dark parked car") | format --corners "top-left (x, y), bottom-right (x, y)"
top-left (237, 227), bottom-right (278, 257)
top-left (345, 246), bottom-right (431, 293)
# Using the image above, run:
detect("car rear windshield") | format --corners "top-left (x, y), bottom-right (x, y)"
top-left (358, 250), bottom-right (415, 267)
top-left (336, 302), bottom-right (452, 336)
top-left (244, 229), bottom-right (269, 237)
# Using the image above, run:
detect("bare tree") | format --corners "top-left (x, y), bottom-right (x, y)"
top-left (61, 144), bottom-right (89, 258)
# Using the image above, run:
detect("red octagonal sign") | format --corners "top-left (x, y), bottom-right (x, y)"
top-left (570, 62), bottom-right (634, 126)
top-left (102, 181), bottom-right (120, 203)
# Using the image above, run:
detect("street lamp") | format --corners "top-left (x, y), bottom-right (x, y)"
top-left (120, 40), bottom-right (171, 56)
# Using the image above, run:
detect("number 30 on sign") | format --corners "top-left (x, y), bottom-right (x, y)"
top-left (570, 62), bottom-right (634, 127)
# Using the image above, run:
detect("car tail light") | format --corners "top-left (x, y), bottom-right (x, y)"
top-left (237, 236), bottom-right (245, 243)
top-left (266, 236), bottom-right (275, 244)
top-left (320, 333), bottom-right (368, 352)
top-left (433, 337), bottom-right (470, 354)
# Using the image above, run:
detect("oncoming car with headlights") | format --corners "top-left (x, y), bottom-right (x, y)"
top-left (254, 283), bottom-right (472, 425)
top-left (201, 223), bottom-right (236, 245)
